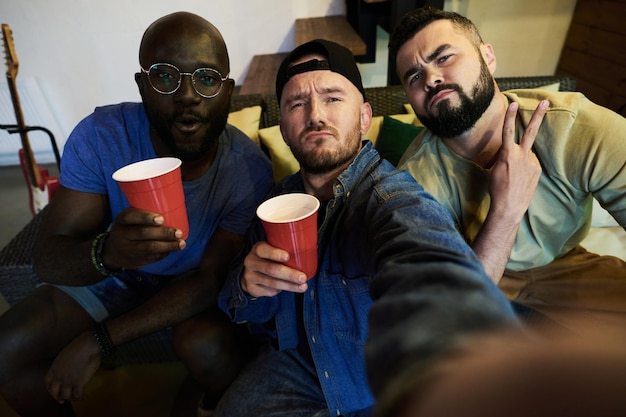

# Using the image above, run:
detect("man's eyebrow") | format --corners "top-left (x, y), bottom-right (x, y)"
top-left (285, 86), bottom-right (346, 103)
top-left (401, 44), bottom-right (452, 81)
top-left (427, 44), bottom-right (451, 63)
top-left (320, 86), bottom-right (345, 95)
top-left (284, 91), bottom-right (310, 108)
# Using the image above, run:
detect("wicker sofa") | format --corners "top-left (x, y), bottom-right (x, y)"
top-left (0, 74), bottom-right (579, 368)
top-left (259, 75), bottom-right (577, 128)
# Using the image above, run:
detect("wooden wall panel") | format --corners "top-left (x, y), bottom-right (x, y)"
top-left (564, 24), bottom-right (626, 68)
top-left (556, 0), bottom-right (626, 115)
top-left (568, 0), bottom-right (626, 32)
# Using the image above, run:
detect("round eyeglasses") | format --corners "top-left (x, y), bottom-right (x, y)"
top-left (140, 63), bottom-right (229, 98)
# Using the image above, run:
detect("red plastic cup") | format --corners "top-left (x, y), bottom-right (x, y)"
top-left (112, 157), bottom-right (189, 240)
top-left (256, 193), bottom-right (320, 279)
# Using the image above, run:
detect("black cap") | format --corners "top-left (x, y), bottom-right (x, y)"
top-left (275, 39), bottom-right (366, 103)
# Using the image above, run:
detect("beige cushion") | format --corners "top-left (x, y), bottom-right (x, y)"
top-left (591, 199), bottom-right (619, 228)
top-left (536, 82), bottom-right (560, 92)
top-left (227, 105), bottom-right (262, 145)
top-left (400, 82), bottom-right (560, 125)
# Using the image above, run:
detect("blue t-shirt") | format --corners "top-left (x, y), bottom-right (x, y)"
top-left (61, 102), bottom-right (273, 276)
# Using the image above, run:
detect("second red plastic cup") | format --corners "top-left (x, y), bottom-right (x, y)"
top-left (112, 157), bottom-right (189, 240)
top-left (256, 193), bottom-right (320, 279)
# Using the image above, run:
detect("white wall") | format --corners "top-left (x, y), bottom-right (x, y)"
top-left (0, 0), bottom-right (345, 163)
top-left (358, 0), bottom-right (577, 89)
top-left (0, 0), bottom-right (574, 165)
top-left (451, 0), bottom-right (577, 78)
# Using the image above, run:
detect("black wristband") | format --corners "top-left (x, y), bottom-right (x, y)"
top-left (93, 322), bottom-right (116, 358)
top-left (90, 232), bottom-right (120, 276)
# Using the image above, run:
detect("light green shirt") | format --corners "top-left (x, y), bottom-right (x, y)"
top-left (400, 90), bottom-right (626, 270)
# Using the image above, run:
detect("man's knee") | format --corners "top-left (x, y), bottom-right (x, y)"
top-left (0, 326), bottom-right (28, 385)
top-left (0, 286), bottom-right (93, 385)
top-left (173, 313), bottom-right (253, 377)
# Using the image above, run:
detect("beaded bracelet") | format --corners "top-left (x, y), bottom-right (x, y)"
top-left (90, 232), bottom-right (119, 276)
top-left (93, 322), bottom-right (116, 358)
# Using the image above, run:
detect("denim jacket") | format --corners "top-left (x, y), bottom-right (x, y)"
top-left (219, 142), bottom-right (516, 415)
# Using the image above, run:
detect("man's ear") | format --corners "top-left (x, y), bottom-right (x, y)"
top-left (360, 102), bottom-right (373, 135)
top-left (225, 78), bottom-right (235, 98)
top-left (480, 43), bottom-right (497, 74)
top-left (135, 72), bottom-right (145, 98)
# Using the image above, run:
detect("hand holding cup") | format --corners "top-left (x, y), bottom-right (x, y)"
top-left (256, 193), bottom-right (320, 279)
top-left (112, 157), bottom-right (189, 239)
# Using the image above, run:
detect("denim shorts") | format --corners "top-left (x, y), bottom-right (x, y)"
top-left (53, 269), bottom-right (179, 322)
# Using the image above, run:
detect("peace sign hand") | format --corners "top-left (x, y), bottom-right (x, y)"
top-left (488, 100), bottom-right (549, 222)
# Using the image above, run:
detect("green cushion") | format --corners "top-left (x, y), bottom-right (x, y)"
top-left (375, 115), bottom-right (424, 166)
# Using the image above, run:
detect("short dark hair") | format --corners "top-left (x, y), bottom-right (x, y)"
top-left (388, 7), bottom-right (483, 68)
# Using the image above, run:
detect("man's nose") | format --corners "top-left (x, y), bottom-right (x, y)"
top-left (175, 74), bottom-right (202, 102)
top-left (424, 69), bottom-right (443, 91)
top-left (307, 99), bottom-right (325, 126)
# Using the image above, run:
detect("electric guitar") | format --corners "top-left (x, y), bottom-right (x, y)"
top-left (2, 23), bottom-right (58, 215)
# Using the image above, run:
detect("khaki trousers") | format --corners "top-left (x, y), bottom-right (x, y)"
top-left (499, 246), bottom-right (626, 335)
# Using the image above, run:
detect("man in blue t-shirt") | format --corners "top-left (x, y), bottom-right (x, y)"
top-left (0, 12), bottom-right (272, 416)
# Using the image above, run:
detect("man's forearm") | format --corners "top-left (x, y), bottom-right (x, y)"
top-left (104, 271), bottom-right (219, 348)
top-left (33, 233), bottom-right (109, 286)
top-left (471, 213), bottom-right (522, 284)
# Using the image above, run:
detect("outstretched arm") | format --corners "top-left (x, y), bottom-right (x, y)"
top-left (472, 100), bottom-right (548, 283)
top-left (373, 321), bottom-right (626, 417)
top-left (364, 173), bottom-right (522, 410)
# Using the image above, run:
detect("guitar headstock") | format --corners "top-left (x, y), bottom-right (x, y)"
top-left (2, 23), bottom-right (19, 80)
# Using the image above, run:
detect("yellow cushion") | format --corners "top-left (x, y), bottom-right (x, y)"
top-left (258, 125), bottom-right (300, 183)
top-left (365, 113), bottom-right (417, 144)
top-left (227, 105), bottom-right (262, 145)
top-left (260, 113), bottom-right (419, 182)
top-left (402, 104), bottom-right (425, 127)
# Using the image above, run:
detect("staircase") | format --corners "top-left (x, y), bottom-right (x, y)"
top-left (239, 15), bottom-right (366, 96)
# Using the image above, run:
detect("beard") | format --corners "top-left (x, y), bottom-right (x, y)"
top-left (146, 106), bottom-right (229, 162)
top-left (289, 122), bottom-right (362, 175)
top-left (417, 59), bottom-right (495, 139)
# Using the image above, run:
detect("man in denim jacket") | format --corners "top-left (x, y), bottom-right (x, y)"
top-left (217, 39), bottom-right (518, 417)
